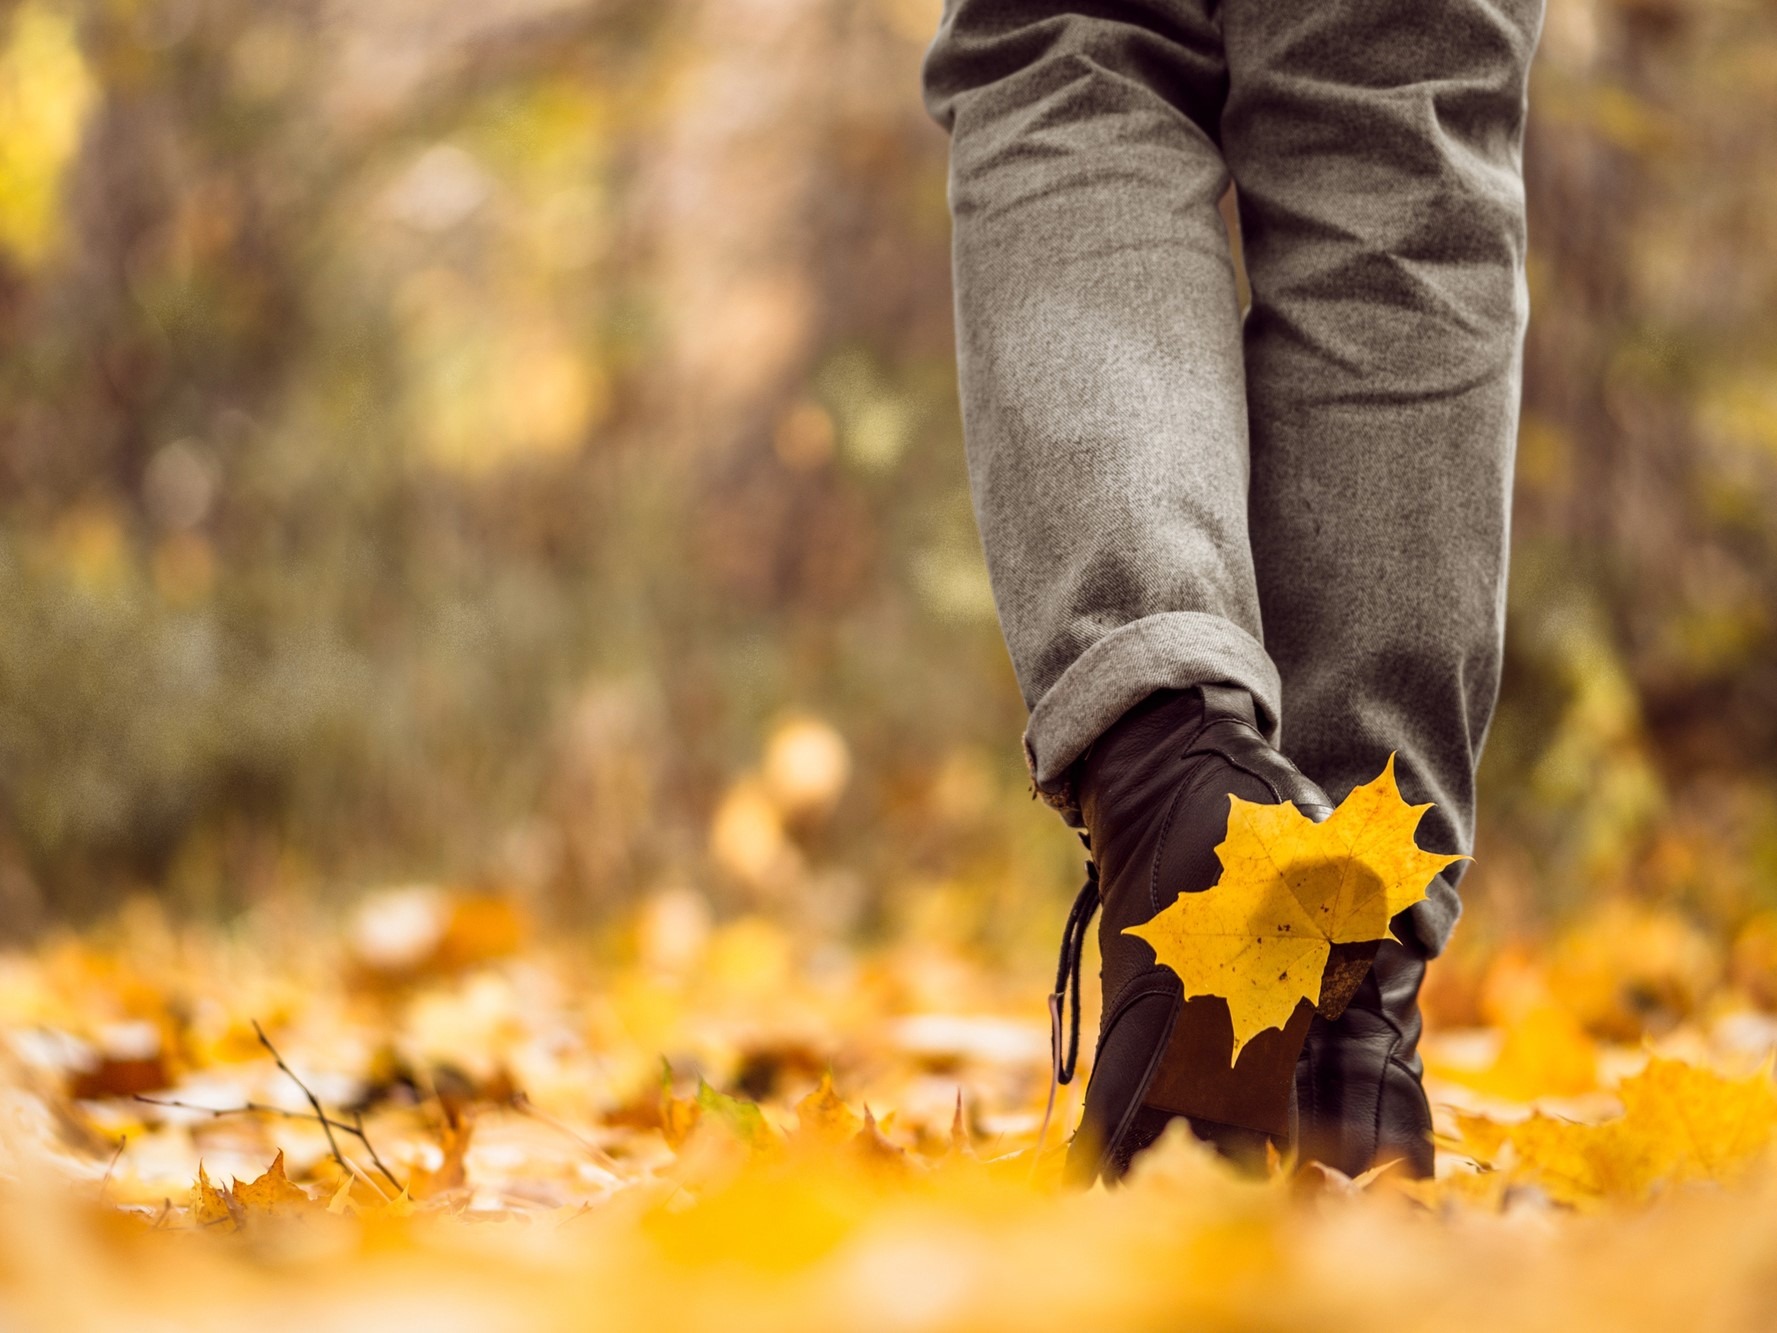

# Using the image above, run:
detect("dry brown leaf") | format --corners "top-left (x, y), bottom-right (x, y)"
top-left (409, 1112), bottom-right (474, 1200)
top-left (190, 1162), bottom-right (241, 1231)
top-left (232, 1150), bottom-right (315, 1216)
top-left (67, 1053), bottom-right (171, 1101)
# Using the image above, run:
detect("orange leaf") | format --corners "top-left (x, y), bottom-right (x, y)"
top-left (233, 1150), bottom-right (315, 1215)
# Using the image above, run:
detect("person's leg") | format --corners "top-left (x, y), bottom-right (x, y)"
top-left (920, 0), bottom-right (1280, 812)
top-left (1223, 0), bottom-right (1543, 958)
top-left (923, 3), bottom-right (1373, 1185)
top-left (923, 1), bottom-right (1327, 1182)
top-left (1221, 0), bottom-right (1544, 1172)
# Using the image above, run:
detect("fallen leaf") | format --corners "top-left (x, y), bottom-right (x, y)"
top-left (793, 1073), bottom-right (861, 1147)
top-left (347, 887), bottom-right (528, 987)
top-left (378, 1187), bottom-right (415, 1218)
top-left (1457, 1056), bottom-right (1777, 1205)
top-left (657, 1060), bottom-right (703, 1148)
top-left (1436, 1001), bottom-right (1600, 1100)
top-left (190, 1162), bottom-right (240, 1231)
top-left (946, 1091), bottom-right (977, 1162)
top-left (410, 1112), bottom-right (474, 1199)
top-left (68, 1053), bottom-right (171, 1101)
top-left (696, 1079), bottom-right (776, 1149)
top-left (434, 896), bottom-right (529, 973)
top-left (233, 1150), bottom-right (314, 1215)
top-left (852, 1105), bottom-right (910, 1174)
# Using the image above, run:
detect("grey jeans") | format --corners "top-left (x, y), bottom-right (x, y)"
top-left (922, 0), bottom-right (1544, 955)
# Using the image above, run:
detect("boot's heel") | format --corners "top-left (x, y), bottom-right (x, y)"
top-left (1142, 994), bottom-right (1315, 1141)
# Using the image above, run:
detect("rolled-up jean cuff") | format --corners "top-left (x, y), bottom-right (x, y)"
top-left (1021, 611), bottom-right (1283, 822)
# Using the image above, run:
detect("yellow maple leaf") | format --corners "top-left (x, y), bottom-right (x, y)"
top-left (793, 1073), bottom-right (862, 1147)
top-left (1457, 1057), bottom-right (1777, 1206)
top-left (1124, 755), bottom-right (1464, 1061)
top-left (1621, 1056), bottom-right (1777, 1179)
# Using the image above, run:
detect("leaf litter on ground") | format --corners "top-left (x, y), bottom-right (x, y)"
top-left (3, 889), bottom-right (1777, 1331)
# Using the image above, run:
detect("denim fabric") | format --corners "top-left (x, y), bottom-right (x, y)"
top-left (922, 0), bottom-right (1544, 955)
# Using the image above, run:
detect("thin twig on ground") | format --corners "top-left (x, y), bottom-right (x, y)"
top-left (351, 1109), bottom-right (402, 1191)
top-left (134, 1093), bottom-right (406, 1194)
top-left (338, 1151), bottom-right (394, 1203)
top-left (98, 1136), bottom-right (126, 1201)
top-left (252, 1019), bottom-right (349, 1178)
top-left (136, 1093), bottom-right (348, 1133)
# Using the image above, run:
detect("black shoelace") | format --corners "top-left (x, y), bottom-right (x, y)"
top-left (1035, 846), bottom-right (1100, 1162)
top-left (1050, 856), bottom-right (1099, 1087)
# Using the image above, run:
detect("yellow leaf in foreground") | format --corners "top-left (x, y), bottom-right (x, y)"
top-left (1457, 1057), bottom-right (1777, 1205)
top-left (1125, 755), bottom-right (1464, 1061)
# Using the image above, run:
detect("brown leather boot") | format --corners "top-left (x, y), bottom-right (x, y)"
top-left (1050, 685), bottom-right (1390, 1185)
top-left (1295, 939), bottom-right (1437, 1179)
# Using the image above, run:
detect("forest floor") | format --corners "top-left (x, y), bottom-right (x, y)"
top-left (2, 886), bottom-right (1776, 1331)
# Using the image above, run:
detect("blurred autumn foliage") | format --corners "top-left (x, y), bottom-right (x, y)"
top-left (1, 0), bottom-right (1775, 954)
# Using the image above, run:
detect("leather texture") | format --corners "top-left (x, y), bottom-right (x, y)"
top-left (1066, 685), bottom-right (1335, 1185)
top-left (1295, 939), bottom-right (1436, 1179)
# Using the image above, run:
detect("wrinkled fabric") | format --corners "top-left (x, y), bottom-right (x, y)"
top-left (922, 0), bottom-right (1543, 955)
